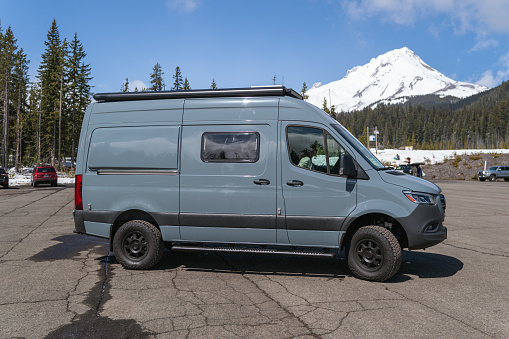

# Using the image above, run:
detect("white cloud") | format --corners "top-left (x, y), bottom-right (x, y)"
top-left (476, 52), bottom-right (509, 87)
top-left (342, 0), bottom-right (509, 38)
top-left (470, 38), bottom-right (499, 52)
top-left (130, 80), bottom-right (148, 92)
top-left (166, 0), bottom-right (201, 13)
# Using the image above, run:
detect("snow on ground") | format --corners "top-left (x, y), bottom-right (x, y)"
top-left (373, 148), bottom-right (509, 166)
top-left (5, 147), bottom-right (509, 186)
top-left (7, 169), bottom-right (75, 187)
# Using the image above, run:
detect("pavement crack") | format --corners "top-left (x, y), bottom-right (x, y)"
top-left (216, 254), bottom-right (321, 338)
top-left (0, 196), bottom-right (74, 260)
top-left (442, 242), bottom-right (509, 258)
top-left (383, 285), bottom-right (496, 338)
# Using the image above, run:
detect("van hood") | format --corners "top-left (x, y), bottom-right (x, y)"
top-left (377, 170), bottom-right (441, 194)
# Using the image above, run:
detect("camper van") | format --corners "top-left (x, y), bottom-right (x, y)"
top-left (73, 86), bottom-right (446, 281)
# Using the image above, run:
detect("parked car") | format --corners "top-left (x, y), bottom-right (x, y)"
top-left (73, 86), bottom-right (447, 282)
top-left (478, 166), bottom-right (509, 182)
top-left (0, 167), bottom-right (9, 188)
top-left (31, 166), bottom-right (58, 187)
top-left (395, 163), bottom-right (424, 177)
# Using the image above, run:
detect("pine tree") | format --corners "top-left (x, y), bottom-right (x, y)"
top-left (322, 97), bottom-right (329, 114)
top-left (37, 19), bottom-right (64, 166)
top-left (12, 48), bottom-right (29, 171)
top-left (0, 26), bottom-right (18, 167)
top-left (57, 38), bottom-right (69, 170)
top-left (210, 78), bottom-right (217, 89)
top-left (121, 78), bottom-right (129, 92)
top-left (172, 66), bottom-right (184, 90)
top-left (300, 82), bottom-right (309, 99)
top-left (183, 77), bottom-right (190, 90)
top-left (67, 33), bottom-right (92, 168)
top-left (149, 62), bottom-right (164, 91)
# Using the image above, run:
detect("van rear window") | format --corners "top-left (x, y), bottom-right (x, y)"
top-left (201, 132), bottom-right (259, 162)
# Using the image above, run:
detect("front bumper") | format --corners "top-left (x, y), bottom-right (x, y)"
top-left (478, 172), bottom-right (490, 179)
top-left (397, 204), bottom-right (447, 250)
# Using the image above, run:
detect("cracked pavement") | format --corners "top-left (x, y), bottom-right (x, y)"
top-left (0, 181), bottom-right (507, 338)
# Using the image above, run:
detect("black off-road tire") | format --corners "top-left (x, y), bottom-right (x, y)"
top-left (489, 174), bottom-right (497, 182)
top-left (113, 220), bottom-right (164, 270)
top-left (347, 225), bottom-right (402, 282)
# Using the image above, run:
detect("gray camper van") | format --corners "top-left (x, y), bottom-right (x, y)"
top-left (73, 86), bottom-right (446, 281)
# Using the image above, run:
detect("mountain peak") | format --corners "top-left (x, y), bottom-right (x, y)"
top-left (306, 48), bottom-right (487, 112)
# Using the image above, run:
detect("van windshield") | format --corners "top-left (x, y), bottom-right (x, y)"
top-left (331, 124), bottom-right (384, 170)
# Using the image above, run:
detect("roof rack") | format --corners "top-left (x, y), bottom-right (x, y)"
top-left (93, 86), bottom-right (303, 102)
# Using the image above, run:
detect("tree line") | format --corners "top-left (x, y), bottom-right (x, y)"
top-left (320, 81), bottom-right (509, 150)
top-left (0, 19), bottom-right (91, 170)
top-left (120, 64), bottom-right (218, 92)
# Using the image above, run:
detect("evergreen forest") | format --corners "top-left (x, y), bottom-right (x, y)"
top-left (330, 81), bottom-right (509, 150)
top-left (0, 19), bottom-right (91, 170)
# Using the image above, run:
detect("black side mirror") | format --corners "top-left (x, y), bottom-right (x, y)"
top-left (341, 153), bottom-right (357, 178)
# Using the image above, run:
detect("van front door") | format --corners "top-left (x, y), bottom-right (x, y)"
top-left (180, 123), bottom-right (277, 243)
top-left (281, 123), bottom-right (357, 247)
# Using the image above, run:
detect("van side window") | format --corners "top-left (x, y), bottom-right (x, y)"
top-left (287, 126), bottom-right (345, 175)
top-left (201, 132), bottom-right (260, 162)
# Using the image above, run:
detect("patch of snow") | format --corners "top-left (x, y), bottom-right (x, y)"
top-left (372, 149), bottom-right (509, 166)
top-left (7, 171), bottom-right (75, 186)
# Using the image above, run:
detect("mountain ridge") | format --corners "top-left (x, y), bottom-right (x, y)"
top-left (306, 47), bottom-right (488, 112)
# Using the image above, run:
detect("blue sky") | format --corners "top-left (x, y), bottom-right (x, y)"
top-left (2, 0), bottom-right (509, 93)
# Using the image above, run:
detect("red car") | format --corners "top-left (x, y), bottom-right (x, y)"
top-left (31, 166), bottom-right (58, 187)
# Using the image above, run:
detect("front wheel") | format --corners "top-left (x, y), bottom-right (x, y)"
top-left (489, 174), bottom-right (497, 182)
top-left (113, 220), bottom-right (164, 270)
top-left (347, 225), bottom-right (402, 282)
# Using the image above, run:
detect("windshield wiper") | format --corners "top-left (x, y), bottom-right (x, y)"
top-left (376, 167), bottom-right (394, 171)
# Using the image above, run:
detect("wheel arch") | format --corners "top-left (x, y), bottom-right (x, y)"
top-left (341, 213), bottom-right (408, 251)
top-left (109, 209), bottom-right (160, 251)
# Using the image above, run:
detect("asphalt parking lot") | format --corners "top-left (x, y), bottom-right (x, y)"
top-left (0, 181), bottom-right (508, 338)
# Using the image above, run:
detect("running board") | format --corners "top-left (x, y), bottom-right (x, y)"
top-left (171, 245), bottom-right (336, 258)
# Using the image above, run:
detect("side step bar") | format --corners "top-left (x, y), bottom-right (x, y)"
top-left (171, 245), bottom-right (336, 258)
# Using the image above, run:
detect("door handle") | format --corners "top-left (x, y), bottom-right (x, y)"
top-left (286, 180), bottom-right (304, 187)
top-left (254, 179), bottom-right (270, 185)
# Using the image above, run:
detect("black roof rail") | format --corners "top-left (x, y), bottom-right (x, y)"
top-left (93, 86), bottom-right (303, 102)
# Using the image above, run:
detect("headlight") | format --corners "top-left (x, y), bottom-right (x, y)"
top-left (403, 191), bottom-right (436, 205)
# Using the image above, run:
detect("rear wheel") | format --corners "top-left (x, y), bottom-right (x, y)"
top-left (489, 174), bottom-right (497, 182)
top-left (113, 220), bottom-right (164, 269)
top-left (347, 225), bottom-right (402, 282)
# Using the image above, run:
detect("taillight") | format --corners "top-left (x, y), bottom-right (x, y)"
top-left (75, 175), bottom-right (83, 210)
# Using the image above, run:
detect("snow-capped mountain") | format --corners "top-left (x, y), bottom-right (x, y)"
top-left (306, 47), bottom-right (488, 112)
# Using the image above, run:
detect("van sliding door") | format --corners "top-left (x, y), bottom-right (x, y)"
top-left (179, 123), bottom-right (278, 243)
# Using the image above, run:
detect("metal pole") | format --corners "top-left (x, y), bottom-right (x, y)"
top-left (375, 126), bottom-right (378, 154)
